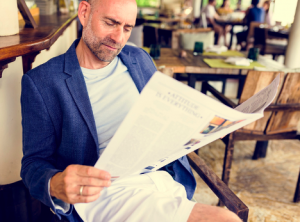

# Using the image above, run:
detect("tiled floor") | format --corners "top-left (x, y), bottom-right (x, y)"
top-left (193, 139), bottom-right (300, 222)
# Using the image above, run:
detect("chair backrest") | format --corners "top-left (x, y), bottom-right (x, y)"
top-left (238, 71), bottom-right (300, 134)
top-left (247, 21), bottom-right (263, 43)
top-left (171, 28), bottom-right (214, 50)
top-left (266, 73), bottom-right (300, 134)
top-left (238, 71), bottom-right (285, 134)
top-left (253, 26), bottom-right (268, 46)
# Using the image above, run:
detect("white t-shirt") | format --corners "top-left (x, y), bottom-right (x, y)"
top-left (81, 56), bottom-right (139, 157)
top-left (202, 4), bottom-right (216, 24)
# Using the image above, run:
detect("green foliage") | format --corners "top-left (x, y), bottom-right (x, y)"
top-left (136, 0), bottom-right (160, 7)
top-left (202, 0), bottom-right (250, 10)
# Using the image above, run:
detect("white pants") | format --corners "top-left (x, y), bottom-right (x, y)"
top-left (75, 171), bottom-right (196, 222)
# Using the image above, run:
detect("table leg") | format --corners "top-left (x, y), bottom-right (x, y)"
top-left (237, 76), bottom-right (246, 99)
top-left (229, 25), bottom-right (234, 50)
top-left (188, 74), bottom-right (196, 88)
top-left (221, 80), bottom-right (226, 94)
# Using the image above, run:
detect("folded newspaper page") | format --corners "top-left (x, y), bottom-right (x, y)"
top-left (94, 72), bottom-right (280, 179)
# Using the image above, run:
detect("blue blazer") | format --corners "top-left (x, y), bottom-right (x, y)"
top-left (21, 39), bottom-right (196, 221)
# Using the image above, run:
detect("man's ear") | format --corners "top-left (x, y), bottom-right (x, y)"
top-left (78, 1), bottom-right (91, 27)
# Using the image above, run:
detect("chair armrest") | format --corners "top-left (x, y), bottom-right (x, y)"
top-left (201, 82), bottom-right (237, 108)
top-left (187, 152), bottom-right (249, 222)
top-left (265, 104), bottom-right (300, 112)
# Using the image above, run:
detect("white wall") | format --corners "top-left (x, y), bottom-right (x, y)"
top-left (0, 20), bottom-right (77, 185)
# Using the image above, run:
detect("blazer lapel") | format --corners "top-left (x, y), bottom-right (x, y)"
top-left (119, 47), bottom-right (145, 93)
top-left (64, 40), bottom-right (99, 153)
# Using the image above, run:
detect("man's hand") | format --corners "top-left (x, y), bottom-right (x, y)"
top-left (50, 165), bottom-right (111, 204)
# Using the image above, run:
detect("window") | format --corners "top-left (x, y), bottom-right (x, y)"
top-left (273, 0), bottom-right (297, 25)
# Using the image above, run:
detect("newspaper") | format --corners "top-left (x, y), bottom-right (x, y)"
top-left (94, 72), bottom-right (280, 179)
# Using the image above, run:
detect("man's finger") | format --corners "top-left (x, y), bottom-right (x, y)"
top-left (74, 192), bottom-right (102, 204)
top-left (78, 185), bottom-right (103, 196)
top-left (77, 177), bottom-right (111, 187)
top-left (73, 165), bottom-right (111, 180)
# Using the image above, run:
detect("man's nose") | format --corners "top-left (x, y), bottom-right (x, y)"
top-left (110, 27), bottom-right (123, 44)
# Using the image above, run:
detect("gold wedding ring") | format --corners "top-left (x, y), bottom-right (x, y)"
top-left (79, 185), bottom-right (84, 196)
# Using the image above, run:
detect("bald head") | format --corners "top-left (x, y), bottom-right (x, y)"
top-left (77, 0), bottom-right (137, 66)
top-left (85, 0), bottom-right (137, 14)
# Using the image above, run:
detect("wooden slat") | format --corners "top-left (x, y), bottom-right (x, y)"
top-left (239, 71), bottom-right (285, 133)
top-left (233, 131), bottom-right (300, 140)
top-left (294, 170), bottom-right (300, 202)
top-left (202, 82), bottom-right (237, 108)
top-left (267, 73), bottom-right (300, 134)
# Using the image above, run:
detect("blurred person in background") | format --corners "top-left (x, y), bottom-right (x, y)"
top-left (236, 0), bottom-right (265, 50)
top-left (202, 0), bottom-right (231, 46)
top-left (263, 0), bottom-right (273, 25)
top-left (243, 0), bottom-right (265, 26)
top-left (217, 0), bottom-right (233, 16)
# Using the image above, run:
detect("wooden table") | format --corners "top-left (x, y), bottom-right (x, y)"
top-left (0, 12), bottom-right (78, 76)
top-left (155, 48), bottom-right (284, 97)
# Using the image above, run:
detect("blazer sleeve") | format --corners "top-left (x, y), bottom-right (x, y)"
top-left (20, 74), bottom-right (73, 219)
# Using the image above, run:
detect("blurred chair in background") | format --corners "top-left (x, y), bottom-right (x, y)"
top-left (254, 26), bottom-right (287, 60)
top-left (236, 21), bottom-right (262, 50)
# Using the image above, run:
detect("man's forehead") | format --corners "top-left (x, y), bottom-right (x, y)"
top-left (92, 0), bottom-right (137, 11)
top-left (93, 0), bottom-right (137, 24)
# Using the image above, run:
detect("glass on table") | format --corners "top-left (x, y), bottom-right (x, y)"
top-left (247, 47), bottom-right (260, 61)
top-left (150, 44), bottom-right (161, 60)
top-left (193, 42), bottom-right (203, 56)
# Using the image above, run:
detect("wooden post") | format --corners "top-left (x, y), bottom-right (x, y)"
top-left (222, 133), bottom-right (235, 186)
top-left (294, 170), bottom-right (300, 202)
top-left (284, 0), bottom-right (300, 68)
top-left (22, 51), bottom-right (40, 74)
top-left (252, 141), bottom-right (269, 159)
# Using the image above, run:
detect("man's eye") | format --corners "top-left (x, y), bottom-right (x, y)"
top-left (124, 28), bottom-right (132, 32)
top-left (106, 22), bottom-right (114, 26)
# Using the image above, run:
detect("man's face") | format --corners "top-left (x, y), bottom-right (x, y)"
top-left (82, 0), bottom-right (137, 62)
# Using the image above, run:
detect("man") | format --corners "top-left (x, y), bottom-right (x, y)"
top-left (21, 0), bottom-right (242, 221)
top-left (236, 0), bottom-right (265, 50)
top-left (201, 0), bottom-right (231, 46)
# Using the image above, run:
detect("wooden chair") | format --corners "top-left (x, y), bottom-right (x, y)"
top-left (245, 22), bottom-right (263, 50)
top-left (201, 70), bottom-right (300, 203)
top-left (236, 22), bottom-right (262, 51)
